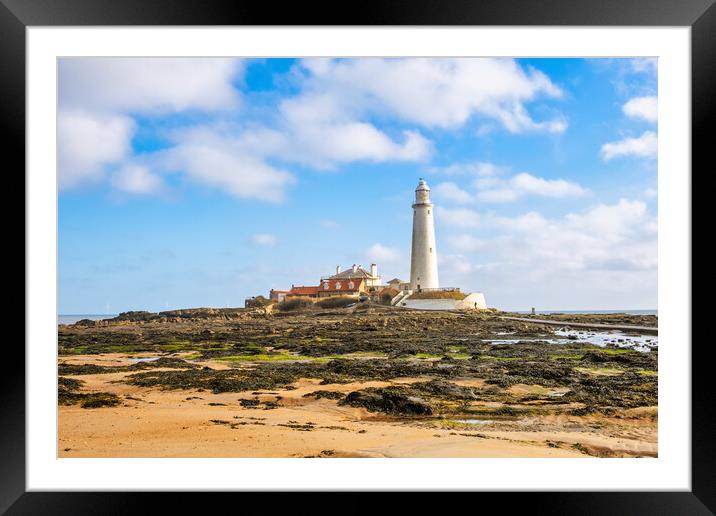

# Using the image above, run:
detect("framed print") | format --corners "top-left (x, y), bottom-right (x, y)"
top-left (5, 0), bottom-right (712, 512)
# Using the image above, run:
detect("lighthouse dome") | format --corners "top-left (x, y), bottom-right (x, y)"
top-left (416, 178), bottom-right (430, 191)
top-left (414, 178), bottom-right (431, 204)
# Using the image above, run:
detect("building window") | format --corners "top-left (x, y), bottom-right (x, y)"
top-left (427, 209), bottom-right (430, 214)
top-left (336, 281), bottom-right (342, 289)
top-left (348, 281), bottom-right (354, 289)
top-left (429, 247), bottom-right (432, 253)
top-left (323, 282), bottom-right (329, 290)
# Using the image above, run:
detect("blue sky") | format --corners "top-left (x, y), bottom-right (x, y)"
top-left (58, 57), bottom-right (657, 313)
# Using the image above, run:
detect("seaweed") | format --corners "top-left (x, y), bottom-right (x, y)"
top-left (58, 357), bottom-right (197, 375)
top-left (340, 387), bottom-right (433, 416)
top-left (58, 376), bottom-right (121, 408)
top-left (302, 390), bottom-right (345, 400)
top-left (60, 308), bottom-right (657, 418)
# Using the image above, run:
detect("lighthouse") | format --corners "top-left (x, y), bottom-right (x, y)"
top-left (410, 178), bottom-right (439, 291)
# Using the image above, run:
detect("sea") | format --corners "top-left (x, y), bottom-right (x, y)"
top-left (514, 309), bottom-right (657, 316)
top-left (58, 314), bottom-right (118, 325)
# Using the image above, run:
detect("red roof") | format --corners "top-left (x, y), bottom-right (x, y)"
top-left (288, 285), bottom-right (319, 296)
top-left (319, 278), bottom-right (364, 292)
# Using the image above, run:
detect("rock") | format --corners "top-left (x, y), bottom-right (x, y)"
top-left (340, 387), bottom-right (433, 416)
top-left (302, 390), bottom-right (344, 400)
top-left (74, 319), bottom-right (98, 327)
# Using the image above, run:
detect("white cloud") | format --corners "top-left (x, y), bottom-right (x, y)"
top-left (601, 131), bottom-right (658, 161)
top-left (445, 199), bottom-right (656, 274)
top-left (447, 235), bottom-right (486, 251)
top-left (441, 254), bottom-right (475, 274)
top-left (564, 198), bottom-right (656, 241)
top-left (623, 96), bottom-right (658, 123)
top-left (110, 165), bottom-right (163, 195)
top-left (495, 211), bottom-right (549, 232)
top-left (148, 102), bottom-right (427, 199)
top-left (644, 187), bottom-right (657, 199)
top-left (439, 199), bottom-right (657, 309)
top-left (434, 171), bottom-right (588, 205)
top-left (138, 87), bottom-right (430, 201)
top-left (294, 58), bottom-right (566, 135)
top-left (58, 110), bottom-right (136, 189)
top-left (480, 173), bottom-right (588, 202)
top-left (60, 58), bottom-right (427, 198)
top-left (507, 173), bottom-right (588, 198)
top-left (320, 219), bottom-right (340, 228)
top-left (59, 58), bottom-right (243, 114)
top-left (472, 176), bottom-right (502, 190)
top-left (629, 58), bottom-right (658, 75)
top-left (274, 79), bottom-right (434, 168)
top-left (428, 161), bottom-right (501, 177)
top-left (437, 207), bottom-right (482, 228)
top-left (251, 234), bottom-right (277, 246)
top-left (58, 57), bottom-right (566, 201)
top-left (433, 182), bottom-right (474, 204)
top-left (474, 188), bottom-right (519, 203)
top-left (59, 58), bottom-right (247, 196)
top-left (279, 117), bottom-right (432, 168)
top-left (366, 243), bottom-right (401, 263)
top-left (158, 128), bottom-right (296, 202)
top-left (591, 59), bottom-right (657, 102)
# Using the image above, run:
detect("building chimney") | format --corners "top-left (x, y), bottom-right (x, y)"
top-left (352, 264), bottom-right (358, 273)
top-left (336, 265), bottom-right (340, 275)
top-left (371, 263), bottom-right (377, 277)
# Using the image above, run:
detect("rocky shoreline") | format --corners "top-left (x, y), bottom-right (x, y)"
top-left (58, 305), bottom-right (658, 458)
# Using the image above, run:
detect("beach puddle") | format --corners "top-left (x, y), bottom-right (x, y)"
top-left (128, 357), bottom-right (161, 363)
top-left (454, 419), bottom-right (494, 425)
top-left (486, 330), bottom-right (657, 352)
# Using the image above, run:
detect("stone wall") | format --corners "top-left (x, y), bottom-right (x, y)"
top-left (399, 292), bottom-right (488, 311)
top-left (400, 299), bottom-right (461, 311)
top-left (456, 293), bottom-right (488, 310)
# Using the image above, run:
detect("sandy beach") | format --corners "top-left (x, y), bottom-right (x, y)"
top-left (59, 353), bottom-right (655, 458)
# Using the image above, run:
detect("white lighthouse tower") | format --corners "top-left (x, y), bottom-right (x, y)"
top-left (410, 178), bottom-right (439, 291)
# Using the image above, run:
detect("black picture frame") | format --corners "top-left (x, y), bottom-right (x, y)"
top-left (4, 0), bottom-right (711, 512)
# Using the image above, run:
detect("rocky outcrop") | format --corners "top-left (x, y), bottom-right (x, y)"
top-left (340, 387), bottom-right (433, 415)
top-left (73, 307), bottom-right (262, 327)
